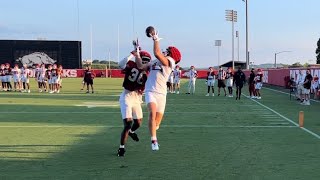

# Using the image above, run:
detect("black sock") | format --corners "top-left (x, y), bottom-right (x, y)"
top-left (207, 86), bottom-right (210, 93)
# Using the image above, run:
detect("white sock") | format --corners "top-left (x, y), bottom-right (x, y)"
top-left (119, 145), bottom-right (125, 148)
top-left (151, 137), bottom-right (157, 141)
top-left (129, 129), bottom-right (134, 133)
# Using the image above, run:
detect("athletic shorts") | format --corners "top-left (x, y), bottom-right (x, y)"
top-left (38, 76), bottom-right (46, 83)
top-left (226, 79), bottom-right (233, 87)
top-left (297, 84), bottom-right (304, 94)
top-left (51, 76), bottom-right (60, 84)
top-left (85, 79), bottom-right (93, 85)
top-left (13, 77), bottom-right (20, 83)
top-left (145, 91), bottom-right (167, 114)
top-left (236, 83), bottom-right (244, 88)
top-left (169, 76), bottom-right (174, 84)
top-left (5, 75), bottom-right (12, 82)
top-left (218, 80), bottom-right (226, 88)
top-left (174, 78), bottom-right (180, 85)
top-left (303, 88), bottom-right (310, 95)
top-left (1, 76), bottom-right (6, 82)
top-left (119, 90), bottom-right (143, 119)
top-left (21, 77), bottom-right (29, 83)
top-left (207, 79), bottom-right (215, 86)
top-left (255, 82), bottom-right (263, 90)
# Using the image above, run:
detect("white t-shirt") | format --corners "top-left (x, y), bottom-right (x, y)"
top-left (145, 57), bottom-right (175, 95)
top-left (189, 69), bottom-right (197, 80)
top-left (296, 73), bottom-right (306, 85)
top-left (12, 68), bottom-right (21, 78)
top-left (21, 68), bottom-right (30, 78)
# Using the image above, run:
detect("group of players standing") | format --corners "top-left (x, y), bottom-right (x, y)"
top-left (0, 63), bottom-right (63, 93)
top-left (188, 66), bottom-right (264, 100)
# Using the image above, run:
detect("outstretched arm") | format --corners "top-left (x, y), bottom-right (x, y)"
top-left (118, 54), bottom-right (134, 70)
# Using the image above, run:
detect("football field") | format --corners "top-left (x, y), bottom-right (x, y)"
top-left (0, 78), bottom-right (319, 180)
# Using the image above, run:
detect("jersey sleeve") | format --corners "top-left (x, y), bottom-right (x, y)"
top-left (119, 54), bottom-right (134, 70)
top-left (167, 57), bottom-right (176, 69)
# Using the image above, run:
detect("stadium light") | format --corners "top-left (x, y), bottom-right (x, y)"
top-left (274, 51), bottom-right (291, 68)
top-left (241, 0), bottom-right (249, 69)
top-left (225, 10), bottom-right (237, 69)
top-left (215, 40), bottom-right (222, 66)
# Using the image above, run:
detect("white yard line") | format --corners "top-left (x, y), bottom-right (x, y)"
top-left (0, 111), bottom-right (282, 114)
top-left (264, 87), bottom-right (320, 103)
top-left (243, 94), bottom-right (320, 140)
top-left (0, 125), bottom-right (297, 128)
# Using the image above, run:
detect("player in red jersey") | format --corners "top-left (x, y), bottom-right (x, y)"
top-left (117, 45), bottom-right (151, 157)
top-left (83, 66), bottom-right (95, 93)
top-left (254, 69), bottom-right (263, 99)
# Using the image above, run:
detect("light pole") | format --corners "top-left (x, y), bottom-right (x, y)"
top-left (225, 10), bottom-right (237, 69)
top-left (274, 51), bottom-right (291, 68)
top-left (215, 40), bottom-right (222, 66)
top-left (242, 0), bottom-right (249, 69)
top-left (236, 31), bottom-right (239, 62)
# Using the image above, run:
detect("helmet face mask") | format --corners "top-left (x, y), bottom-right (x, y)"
top-left (140, 51), bottom-right (151, 65)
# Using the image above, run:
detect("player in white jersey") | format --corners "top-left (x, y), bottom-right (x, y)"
top-left (206, 67), bottom-right (215, 96)
top-left (187, 66), bottom-right (197, 94)
top-left (173, 65), bottom-right (181, 94)
top-left (21, 64), bottom-right (31, 93)
top-left (167, 70), bottom-right (174, 93)
top-left (136, 29), bottom-right (181, 151)
top-left (12, 64), bottom-right (21, 91)
top-left (38, 64), bottom-right (47, 92)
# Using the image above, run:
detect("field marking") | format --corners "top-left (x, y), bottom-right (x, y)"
top-left (0, 111), bottom-right (282, 114)
top-left (243, 94), bottom-right (320, 140)
top-left (0, 125), bottom-right (297, 128)
top-left (264, 87), bottom-right (320, 103)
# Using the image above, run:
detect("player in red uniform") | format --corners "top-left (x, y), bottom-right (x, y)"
top-left (117, 45), bottom-right (151, 157)
top-left (83, 66), bottom-right (95, 93)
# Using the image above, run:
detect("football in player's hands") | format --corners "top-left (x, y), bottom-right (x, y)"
top-left (146, 26), bottom-right (155, 37)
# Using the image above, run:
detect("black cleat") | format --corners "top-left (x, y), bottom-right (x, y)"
top-left (117, 148), bottom-right (125, 157)
top-left (186, 92), bottom-right (190, 94)
top-left (236, 97), bottom-right (238, 100)
top-left (129, 132), bottom-right (139, 142)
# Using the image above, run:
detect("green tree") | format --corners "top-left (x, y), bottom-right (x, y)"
top-left (316, 38), bottom-right (320, 64)
top-left (291, 62), bottom-right (302, 67)
top-left (303, 63), bottom-right (309, 67)
top-left (92, 60), bottom-right (100, 64)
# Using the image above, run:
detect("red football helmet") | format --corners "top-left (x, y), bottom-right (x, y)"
top-left (167, 46), bottom-right (181, 64)
top-left (140, 51), bottom-right (151, 64)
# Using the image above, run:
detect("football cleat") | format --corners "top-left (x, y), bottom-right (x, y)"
top-left (117, 148), bottom-right (126, 157)
top-left (151, 141), bottom-right (159, 151)
top-left (205, 93), bottom-right (209, 96)
top-left (129, 132), bottom-right (139, 142)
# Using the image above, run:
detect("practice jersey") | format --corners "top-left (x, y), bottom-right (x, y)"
top-left (189, 70), bottom-right (197, 80)
top-left (39, 68), bottom-right (47, 78)
top-left (57, 69), bottom-right (63, 78)
top-left (46, 69), bottom-right (52, 79)
top-left (21, 68), bottom-right (30, 78)
top-left (255, 73), bottom-right (263, 83)
top-left (173, 69), bottom-right (181, 79)
top-left (0, 69), bottom-right (5, 76)
top-left (84, 70), bottom-right (94, 80)
top-left (145, 57), bottom-right (175, 95)
top-left (122, 61), bottom-right (147, 92)
top-left (35, 68), bottom-right (41, 78)
top-left (226, 72), bottom-right (233, 79)
top-left (12, 68), bottom-right (21, 78)
top-left (218, 70), bottom-right (226, 80)
top-left (4, 68), bottom-right (11, 76)
top-left (51, 68), bottom-right (58, 77)
top-left (207, 72), bottom-right (215, 80)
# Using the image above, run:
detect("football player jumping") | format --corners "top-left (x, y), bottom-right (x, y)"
top-left (117, 41), bottom-right (151, 157)
top-left (136, 28), bottom-right (181, 151)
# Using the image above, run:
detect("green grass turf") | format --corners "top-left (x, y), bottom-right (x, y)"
top-left (0, 78), bottom-right (319, 180)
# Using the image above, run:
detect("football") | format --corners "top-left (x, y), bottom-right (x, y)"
top-left (145, 26), bottom-right (155, 37)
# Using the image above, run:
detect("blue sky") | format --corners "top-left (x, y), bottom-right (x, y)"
top-left (0, 0), bottom-right (319, 68)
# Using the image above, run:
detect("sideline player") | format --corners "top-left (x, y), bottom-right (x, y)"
top-left (117, 46), bottom-right (151, 156)
top-left (217, 66), bottom-right (227, 96)
top-left (187, 66), bottom-right (197, 94)
top-left (301, 69), bottom-right (313, 105)
top-left (0, 64), bottom-right (6, 91)
top-left (254, 69), bottom-right (263, 99)
top-left (226, 67), bottom-right (234, 97)
top-left (248, 68), bottom-right (256, 98)
top-left (136, 29), bottom-right (181, 151)
top-left (38, 64), bottom-right (47, 92)
top-left (206, 67), bottom-right (215, 96)
top-left (234, 66), bottom-right (246, 100)
top-left (4, 63), bottom-right (13, 91)
top-left (21, 64), bottom-right (31, 93)
top-left (12, 64), bottom-right (21, 91)
top-left (173, 65), bottom-right (181, 94)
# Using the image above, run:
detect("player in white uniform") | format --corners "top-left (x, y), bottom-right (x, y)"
top-left (173, 65), bottom-right (181, 94)
top-left (21, 64), bottom-right (31, 93)
top-left (12, 64), bottom-right (21, 91)
top-left (206, 67), bottom-right (215, 96)
top-left (38, 64), bottom-right (47, 92)
top-left (187, 66), bottom-right (197, 94)
top-left (167, 71), bottom-right (174, 93)
top-left (135, 29), bottom-right (181, 151)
